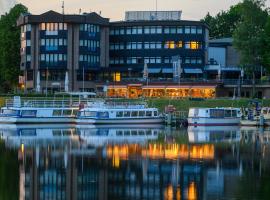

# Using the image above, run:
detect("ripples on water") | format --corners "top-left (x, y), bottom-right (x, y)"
top-left (0, 125), bottom-right (270, 200)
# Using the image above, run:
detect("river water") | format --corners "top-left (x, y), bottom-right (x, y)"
top-left (0, 124), bottom-right (269, 200)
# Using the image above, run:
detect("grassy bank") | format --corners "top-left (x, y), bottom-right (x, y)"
top-left (1, 96), bottom-right (270, 112)
top-left (147, 98), bottom-right (270, 112)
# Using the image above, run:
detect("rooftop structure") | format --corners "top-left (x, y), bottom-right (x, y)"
top-left (125, 11), bottom-right (182, 21)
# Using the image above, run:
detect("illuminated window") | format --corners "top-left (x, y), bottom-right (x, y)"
top-left (177, 41), bottom-right (183, 48)
top-left (40, 23), bottom-right (46, 30)
top-left (185, 41), bottom-right (201, 50)
top-left (165, 41), bottom-right (175, 49)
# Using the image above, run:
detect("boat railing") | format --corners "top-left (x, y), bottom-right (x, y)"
top-left (5, 98), bottom-right (89, 108)
top-left (103, 102), bottom-right (148, 109)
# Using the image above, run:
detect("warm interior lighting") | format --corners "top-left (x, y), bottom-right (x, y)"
top-left (187, 182), bottom-right (197, 200)
top-left (164, 185), bottom-right (174, 200)
top-left (166, 41), bottom-right (175, 49)
top-left (190, 41), bottom-right (199, 50)
top-left (21, 143), bottom-right (24, 153)
top-left (177, 41), bottom-right (183, 48)
top-left (113, 72), bottom-right (121, 82)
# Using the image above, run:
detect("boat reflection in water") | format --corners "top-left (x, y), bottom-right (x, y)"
top-left (188, 126), bottom-right (241, 143)
top-left (0, 125), bottom-right (270, 200)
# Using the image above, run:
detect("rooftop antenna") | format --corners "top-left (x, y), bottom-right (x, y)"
top-left (79, 8), bottom-right (82, 14)
top-left (62, 1), bottom-right (65, 15)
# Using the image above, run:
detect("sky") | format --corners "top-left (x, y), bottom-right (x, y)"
top-left (1, 0), bottom-right (270, 20)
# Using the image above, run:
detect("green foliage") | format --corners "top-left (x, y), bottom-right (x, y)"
top-left (233, 0), bottom-right (268, 71)
top-left (202, 4), bottom-right (242, 39)
top-left (0, 4), bottom-right (28, 92)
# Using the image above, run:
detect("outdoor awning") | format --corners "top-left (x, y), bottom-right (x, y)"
top-left (162, 68), bottom-right (173, 73)
top-left (148, 68), bottom-right (162, 73)
top-left (184, 68), bottom-right (203, 74)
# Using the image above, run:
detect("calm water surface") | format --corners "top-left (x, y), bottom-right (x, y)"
top-left (0, 124), bottom-right (270, 200)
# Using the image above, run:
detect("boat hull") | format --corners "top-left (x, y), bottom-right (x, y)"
top-left (188, 117), bottom-right (240, 126)
top-left (240, 120), bottom-right (260, 126)
top-left (0, 117), bottom-right (75, 124)
top-left (77, 118), bottom-right (164, 125)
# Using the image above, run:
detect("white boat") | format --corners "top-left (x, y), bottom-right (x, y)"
top-left (0, 96), bottom-right (79, 124)
top-left (188, 108), bottom-right (241, 126)
top-left (76, 101), bottom-right (164, 125)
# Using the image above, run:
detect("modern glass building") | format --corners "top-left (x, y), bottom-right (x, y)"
top-left (17, 10), bottom-right (211, 96)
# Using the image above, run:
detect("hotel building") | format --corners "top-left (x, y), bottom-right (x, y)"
top-left (17, 10), bottom-right (216, 98)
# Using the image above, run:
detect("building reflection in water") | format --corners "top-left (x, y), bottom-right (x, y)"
top-left (1, 125), bottom-right (270, 200)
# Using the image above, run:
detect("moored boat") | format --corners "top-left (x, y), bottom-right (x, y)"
top-left (76, 101), bottom-right (164, 124)
top-left (188, 107), bottom-right (241, 126)
top-left (0, 96), bottom-right (79, 124)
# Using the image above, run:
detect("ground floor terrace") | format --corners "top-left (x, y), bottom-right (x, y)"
top-left (96, 83), bottom-right (217, 99)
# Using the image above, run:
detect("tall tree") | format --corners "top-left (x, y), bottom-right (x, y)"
top-left (202, 4), bottom-right (242, 39)
top-left (233, 0), bottom-right (268, 97)
top-left (0, 4), bottom-right (28, 92)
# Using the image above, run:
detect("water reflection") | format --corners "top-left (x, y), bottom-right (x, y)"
top-left (0, 125), bottom-right (270, 200)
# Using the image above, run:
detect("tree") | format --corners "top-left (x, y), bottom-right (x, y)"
top-left (202, 4), bottom-right (242, 39)
top-left (261, 16), bottom-right (270, 72)
top-left (233, 0), bottom-right (268, 97)
top-left (0, 4), bottom-right (28, 92)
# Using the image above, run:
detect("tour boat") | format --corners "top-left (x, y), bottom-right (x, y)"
top-left (0, 96), bottom-right (79, 124)
top-left (76, 101), bottom-right (164, 125)
top-left (188, 108), bottom-right (242, 126)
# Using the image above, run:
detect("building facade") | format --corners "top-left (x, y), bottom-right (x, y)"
top-left (18, 10), bottom-right (109, 92)
top-left (18, 10), bottom-right (213, 97)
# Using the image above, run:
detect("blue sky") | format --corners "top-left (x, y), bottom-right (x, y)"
top-left (7, 0), bottom-right (270, 20)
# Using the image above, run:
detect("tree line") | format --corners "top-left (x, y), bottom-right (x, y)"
top-left (202, 0), bottom-right (270, 74)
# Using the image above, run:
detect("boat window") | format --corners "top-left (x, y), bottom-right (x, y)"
top-left (21, 110), bottom-right (36, 117)
top-left (53, 110), bottom-right (62, 116)
top-left (84, 111), bottom-right (97, 117)
top-left (138, 130), bottom-right (144, 135)
top-left (63, 130), bottom-right (72, 136)
top-left (124, 131), bottom-right (130, 135)
top-left (146, 130), bottom-right (152, 135)
top-left (20, 129), bottom-right (36, 136)
top-left (139, 111), bottom-right (145, 117)
top-left (62, 110), bottom-right (72, 116)
top-left (146, 111), bottom-right (152, 117)
top-left (210, 109), bottom-right (225, 118)
top-left (2, 109), bottom-right (18, 115)
top-left (116, 112), bottom-right (123, 117)
top-left (263, 109), bottom-right (268, 115)
top-left (225, 110), bottom-right (232, 117)
top-left (154, 111), bottom-right (158, 116)
top-left (131, 111), bottom-right (138, 117)
top-left (53, 130), bottom-right (62, 136)
top-left (131, 130), bottom-right (137, 135)
top-left (232, 110), bottom-right (237, 117)
top-left (116, 130), bottom-right (123, 135)
top-left (124, 111), bottom-right (130, 117)
top-left (98, 112), bottom-right (109, 118)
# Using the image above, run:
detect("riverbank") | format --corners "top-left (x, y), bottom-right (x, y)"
top-left (0, 96), bottom-right (269, 112)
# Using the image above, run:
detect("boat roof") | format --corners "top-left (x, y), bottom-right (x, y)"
top-left (55, 92), bottom-right (96, 96)
top-left (81, 107), bottom-right (158, 111)
top-left (189, 107), bottom-right (240, 110)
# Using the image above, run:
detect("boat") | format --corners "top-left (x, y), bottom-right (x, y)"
top-left (0, 96), bottom-right (82, 124)
top-left (76, 101), bottom-right (164, 124)
top-left (188, 108), bottom-right (241, 126)
top-left (240, 107), bottom-right (264, 127)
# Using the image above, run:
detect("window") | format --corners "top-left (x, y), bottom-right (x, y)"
top-left (21, 110), bottom-right (36, 117)
top-left (154, 111), bottom-right (158, 116)
top-left (144, 26), bottom-right (150, 34)
top-left (177, 26), bottom-right (183, 34)
top-left (185, 26), bottom-right (191, 34)
top-left (185, 41), bottom-right (201, 50)
top-left (146, 111), bottom-right (152, 117)
top-left (126, 27), bottom-right (132, 34)
top-left (177, 41), bottom-right (183, 48)
top-left (53, 110), bottom-right (62, 116)
top-left (124, 111), bottom-right (130, 117)
top-left (165, 41), bottom-right (175, 49)
top-left (131, 111), bottom-right (138, 117)
top-left (210, 109), bottom-right (225, 118)
top-left (63, 110), bottom-right (72, 116)
top-left (116, 112), bottom-right (123, 117)
top-left (139, 111), bottom-right (145, 117)
top-left (197, 27), bottom-right (203, 34)
top-left (191, 26), bottom-right (197, 34)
